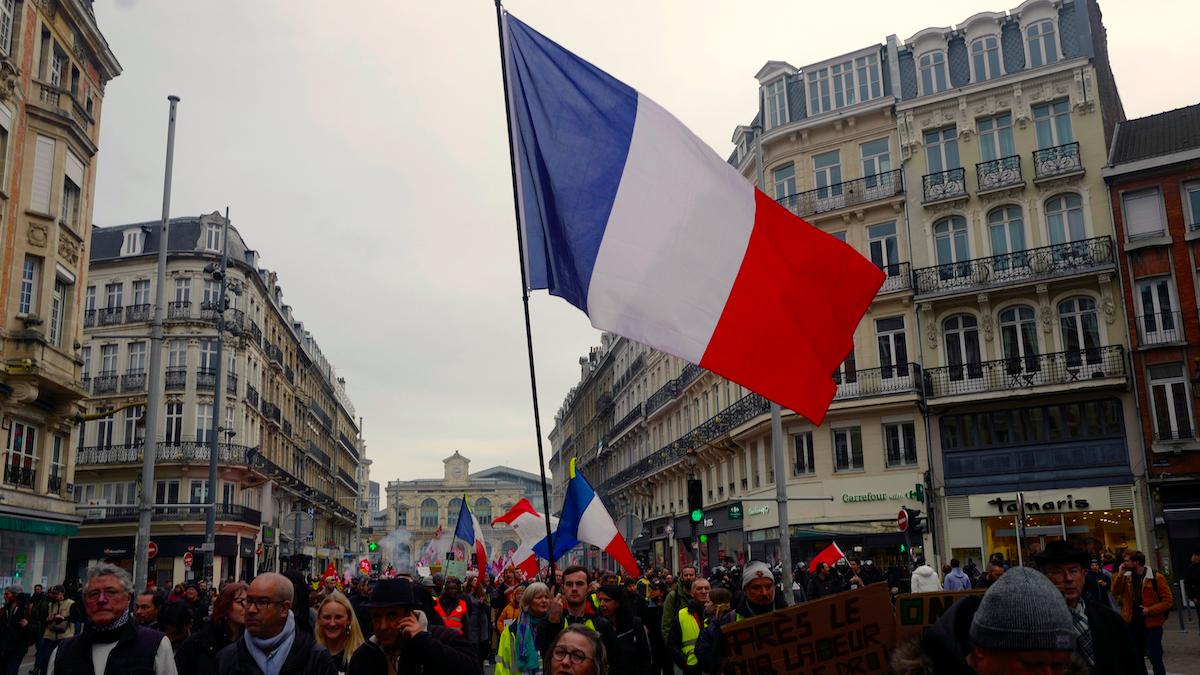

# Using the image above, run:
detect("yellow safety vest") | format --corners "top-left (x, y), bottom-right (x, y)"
top-left (562, 616), bottom-right (597, 632)
top-left (678, 608), bottom-right (704, 667)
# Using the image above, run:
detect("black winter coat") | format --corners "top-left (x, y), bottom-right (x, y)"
top-left (0, 598), bottom-right (37, 657)
top-left (214, 629), bottom-right (336, 675)
top-left (1084, 600), bottom-right (1142, 675)
top-left (174, 618), bottom-right (237, 675)
top-left (607, 616), bottom-right (652, 675)
top-left (346, 629), bottom-right (479, 675)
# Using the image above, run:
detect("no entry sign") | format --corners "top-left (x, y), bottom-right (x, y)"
top-left (148, 541), bottom-right (158, 559)
top-left (183, 551), bottom-right (194, 568)
top-left (897, 508), bottom-right (909, 532)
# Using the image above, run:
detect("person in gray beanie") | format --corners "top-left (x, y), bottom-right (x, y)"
top-left (892, 566), bottom-right (1086, 675)
top-left (694, 561), bottom-right (786, 673)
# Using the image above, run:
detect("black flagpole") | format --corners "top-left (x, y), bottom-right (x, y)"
top-left (493, 0), bottom-right (557, 584)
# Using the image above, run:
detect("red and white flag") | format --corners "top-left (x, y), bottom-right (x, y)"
top-left (492, 498), bottom-right (558, 577)
top-left (809, 542), bottom-right (845, 572)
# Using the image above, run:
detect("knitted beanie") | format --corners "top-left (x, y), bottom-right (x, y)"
top-left (742, 561), bottom-right (773, 589)
top-left (969, 566), bottom-right (1076, 652)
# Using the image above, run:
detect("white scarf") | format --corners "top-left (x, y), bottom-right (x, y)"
top-left (244, 611), bottom-right (297, 675)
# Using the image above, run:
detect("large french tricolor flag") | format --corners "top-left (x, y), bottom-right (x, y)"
top-left (503, 14), bottom-right (883, 424)
top-left (452, 496), bottom-right (489, 570)
top-left (535, 460), bottom-right (638, 577)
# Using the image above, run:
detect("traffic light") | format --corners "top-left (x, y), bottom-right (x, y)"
top-left (687, 479), bottom-right (703, 523)
top-left (699, 534), bottom-right (708, 544)
top-left (903, 507), bottom-right (924, 537)
top-left (368, 541), bottom-right (378, 553)
top-left (899, 543), bottom-right (907, 554)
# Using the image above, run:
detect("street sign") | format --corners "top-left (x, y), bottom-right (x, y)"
top-left (897, 508), bottom-right (909, 532)
top-left (148, 541), bottom-right (158, 559)
top-left (728, 504), bottom-right (743, 520)
top-left (183, 551), bottom-right (194, 568)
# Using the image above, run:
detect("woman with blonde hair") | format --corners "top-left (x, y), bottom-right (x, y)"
top-left (315, 590), bottom-right (364, 675)
top-left (495, 582), bottom-right (552, 675)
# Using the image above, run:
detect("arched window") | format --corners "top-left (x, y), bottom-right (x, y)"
top-left (934, 216), bottom-right (970, 280)
top-left (1046, 194), bottom-right (1085, 246)
top-left (474, 498), bottom-right (492, 525)
top-left (971, 35), bottom-right (1001, 82)
top-left (447, 497), bottom-right (462, 528)
top-left (919, 51), bottom-right (948, 95)
top-left (942, 314), bottom-right (982, 381)
top-left (1058, 297), bottom-right (1101, 366)
top-left (420, 498), bottom-right (439, 529)
top-left (988, 206), bottom-right (1026, 268)
top-left (1026, 20), bottom-right (1058, 68)
top-left (999, 305), bottom-right (1040, 375)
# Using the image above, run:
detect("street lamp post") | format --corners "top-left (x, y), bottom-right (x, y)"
top-left (202, 208), bottom-right (231, 581)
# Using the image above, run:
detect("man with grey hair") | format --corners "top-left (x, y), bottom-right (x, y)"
top-left (48, 563), bottom-right (176, 675)
top-left (215, 571), bottom-right (335, 674)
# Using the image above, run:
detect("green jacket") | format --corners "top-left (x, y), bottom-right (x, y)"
top-left (660, 580), bottom-right (689, 644)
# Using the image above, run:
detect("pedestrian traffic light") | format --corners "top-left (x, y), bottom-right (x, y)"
top-left (687, 479), bottom-right (703, 522)
top-left (899, 543), bottom-right (907, 553)
top-left (699, 534), bottom-right (708, 544)
top-left (368, 541), bottom-right (378, 552)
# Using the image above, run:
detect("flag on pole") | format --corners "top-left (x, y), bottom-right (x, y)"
top-left (535, 459), bottom-right (638, 577)
top-left (501, 13), bottom-right (883, 425)
top-left (809, 542), bottom-right (846, 572)
top-left (492, 498), bottom-right (558, 577)
top-left (453, 495), bottom-right (489, 570)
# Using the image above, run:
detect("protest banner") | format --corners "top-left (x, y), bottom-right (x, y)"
top-left (894, 590), bottom-right (985, 640)
top-left (444, 559), bottom-right (468, 580)
top-left (719, 583), bottom-right (894, 675)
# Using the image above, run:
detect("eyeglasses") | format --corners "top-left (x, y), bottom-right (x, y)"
top-left (239, 597), bottom-right (286, 610)
top-left (551, 646), bottom-right (591, 665)
top-left (84, 589), bottom-right (127, 601)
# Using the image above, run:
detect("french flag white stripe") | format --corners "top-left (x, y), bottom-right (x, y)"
top-left (577, 492), bottom-right (619, 545)
top-left (586, 93), bottom-right (757, 363)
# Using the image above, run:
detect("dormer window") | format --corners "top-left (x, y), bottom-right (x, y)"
top-left (1026, 20), bottom-right (1059, 68)
top-left (121, 229), bottom-right (145, 256)
top-left (764, 79), bottom-right (787, 129)
top-left (971, 36), bottom-right (1001, 82)
top-left (855, 54), bottom-right (882, 101)
top-left (919, 50), bottom-right (949, 95)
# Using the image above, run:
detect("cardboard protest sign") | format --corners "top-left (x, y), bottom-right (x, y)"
top-left (894, 590), bottom-right (984, 640)
top-left (719, 583), bottom-right (894, 675)
top-left (444, 559), bottom-right (468, 580)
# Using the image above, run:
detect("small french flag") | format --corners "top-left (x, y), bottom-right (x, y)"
top-left (453, 496), bottom-right (489, 570)
top-left (536, 460), bottom-right (638, 577)
top-left (503, 13), bottom-right (883, 424)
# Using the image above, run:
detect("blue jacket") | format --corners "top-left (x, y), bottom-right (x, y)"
top-left (944, 567), bottom-right (972, 591)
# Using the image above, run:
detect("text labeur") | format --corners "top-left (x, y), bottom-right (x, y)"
top-left (987, 494), bottom-right (1089, 514)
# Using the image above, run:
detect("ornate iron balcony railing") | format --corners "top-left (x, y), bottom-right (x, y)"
top-left (922, 168), bottom-right (967, 203)
top-left (1137, 311), bottom-right (1185, 346)
top-left (125, 304), bottom-right (151, 323)
top-left (776, 169), bottom-right (903, 218)
top-left (168, 301), bottom-right (191, 319)
top-left (878, 262), bottom-right (912, 294)
top-left (3, 464), bottom-right (34, 488)
top-left (833, 364), bottom-right (922, 401)
top-left (77, 441), bottom-right (254, 466)
top-left (976, 155), bottom-right (1023, 192)
top-left (1033, 142), bottom-right (1082, 181)
top-left (92, 373), bottom-right (118, 394)
top-left (912, 236), bottom-right (1114, 298)
top-left (196, 368), bottom-right (216, 391)
top-left (165, 367), bottom-right (187, 391)
top-left (121, 371), bottom-right (146, 392)
top-left (97, 307), bottom-right (123, 326)
top-left (83, 309), bottom-right (96, 328)
top-left (82, 503), bottom-right (262, 526)
top-left (923, 345), bottom-right (1125, 398)
top-left (246, 384), bottom-right (260, 407)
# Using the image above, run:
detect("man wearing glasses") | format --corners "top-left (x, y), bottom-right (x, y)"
top-left (215, 572), bottom-right (335, 675)
top-left (47, 563), bottom-right (176, 675)
top-left (347, 577), bottom-right (477, 675)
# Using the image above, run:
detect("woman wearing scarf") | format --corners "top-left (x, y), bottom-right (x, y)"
top-left (496, 582), bottom-right (552, 675)
top-left (176, 582), bottom-right (247, 675)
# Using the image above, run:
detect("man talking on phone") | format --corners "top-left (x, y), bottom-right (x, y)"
top-left (348, 577), bottom-right (477, 675)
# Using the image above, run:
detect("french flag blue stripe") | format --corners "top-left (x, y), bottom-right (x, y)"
top-left (505, 14), bottom-right (637, 313)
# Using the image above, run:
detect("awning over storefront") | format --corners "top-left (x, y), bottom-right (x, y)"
top-left (0, 515), bottom-right (78, 537)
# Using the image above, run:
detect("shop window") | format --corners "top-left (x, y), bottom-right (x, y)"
top-left (982, 508), bottom-right (1134, 568)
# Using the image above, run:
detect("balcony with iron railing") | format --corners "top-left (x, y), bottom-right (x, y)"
top-left (48, 473), bottom-right (64, 495)
top-left (922, 345), bottom-right (1126, 400)
top-left (3, 464), bottom-right (35, 489)
top-left (125, 304), bottom-right (151, 323)
top-left (92, 372), bottom-right (118, 395)
top-left (282, 419), bottom-right (293, 436)
top-left (97, 306), bottom-right (123, 326)
top-left (1033, 142), bottom-right (1083, 182)
top-left (200, 300), bottom-right (220, 321)
top-left (338, 467), bottom-right (357, 488)
top-left (832, 364), bottom-right (923, 401)
top-left (227, 373), bottom-right (238, 394)
top-left (285, 365), bottom-right (295, 384)
top-left (77, 441), bottom-right (254, 467)
top-left (168, 301), bottom-right (191, 320)
top-left (266, 343), bottom-right (284, 368)
top-left (121, 370), bottom-right (146, 392)
top-left (776, 169), bottom-right (903, 219)
top-left (1137, 311), bottom-right (1186, 347)
top-left (308, 441), bottom-right (330, 468)
top-left (81, 503), bottom-right (262, 527)
top-left (922, 168), bottom-right (967, 204)
top-left (196, 368), bottom-right (216, 391)
top-left (83, 309), bottom-right (96, 328)
top-left (613, 354), bottom-right (645, 393)
top-left (912, 236), bottom-right (1115, 299)
top-left (606, 403), bottom-right (644, 442)
top-left (976, 155), bottom-right (1023, 194)
top-left (165, 367), bottom-right (187, 391)
top-left (878, 262), bottom-right (912, 294)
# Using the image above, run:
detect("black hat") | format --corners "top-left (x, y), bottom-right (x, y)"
top-left (363, 578), bottom-right (419, 608)
top-left (1034, 540), bottom-right (1091, 567)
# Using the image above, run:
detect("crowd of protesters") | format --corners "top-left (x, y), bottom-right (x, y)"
top-left (0, 545), bottom-right (1194, 674)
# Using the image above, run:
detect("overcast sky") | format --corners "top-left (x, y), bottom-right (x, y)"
top-left (91, 1), bottom-right (1198, 505)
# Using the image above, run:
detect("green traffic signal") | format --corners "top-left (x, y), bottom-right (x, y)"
top-left (899, 543), bottom-right (907, 553)
top-left (690, 509), bottom-right (703, 522)
top-left (368, 541), bottom-right (378, 552)
top-left (699, 534), bottom-right (708, 543)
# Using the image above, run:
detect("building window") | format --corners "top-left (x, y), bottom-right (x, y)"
top-left (1058, 297), bottom-right (1101, 366)
top-left (96, 408), bottom-right (113, 449)
top-left (1046, 194), bottom-right (1086, 245)
top-left (860, 138), bottom-right (891, 178)
top-left (99, 344), bottom-right (118, 375)
top-left (128, 341), bottom-right (147, 374)
top-left (832, 427), bottom-right (863, 472)
top-left (174, 277), bottom-right (190, 302)
top-left (48, 279), bottom-right (66, 346)
top-left (924, 127), bottom-right (960, 173)
top-left (934, 216), bottom-right (970, 277)
top-left (0, 0), bottom-right (14, 56)
top-left (475, 498), bottom-right (492, 523)
top-left (61, 176), bottom-right (81, 227)
top-left (165, 402), bottom-right (183, 444)
top-left (806, 67), bottom-right (831, 114)
top-left (885, 422), bottom-right (917, 467)
top-left (942, 400), bottom-right (1123, 451)
top-left (132, 279), bottom-right (150, 306)
top-left (855, 53), bottom-right (881, 101)
top-left (1000, 305), bottom-right (1040, 373)
top-left (868, 222), bottom-right (899, 273)
top-left (1137, 277), bottom-right (1179, 343)
top-left (1149, 364), bottom-right (1194, 441)
top-left (875, 316), bottom-right (909, 379)
top-left (168, 340), bottom-right (187, 369)
top-left (396, 508), bottom-right (407, 528)
top-left (19, 256), bottom-right (40, 315)
top-left (1026, 20), bottom-right (1058, 68)
top-left (813, 150), bottom-right (842, 197)
top-left (764, 78), bottom-right (787, 129)
top-left (830, 61), bottom-right (856, 109)
top-left (1122, 188), bottom-right (1166, 240)
top-left (918, 50), bottom-right (948, 95)
top-left (195, 403), bottom-right (214, 443)
top-left (121, 229), bottom-right (146, 256)
top-left (105, 282), bottom-right (123, 309)
top-left (85, 285), bottom-right (96, 313)
top-left (81, 346), bottom-right (91, 379)
top-left (31, 135), bottom-right (54, 213)
top-left (792, 432), bottom-right (815, 476)
top-left (49, 435), bottom-right (65, 493)
top-left (834, 351), bottom-right (856, 388)
top-left (3, 420), bottom-right (37, 488)
top-left (772, 163), bottom-right (795, 200)
top-left (123, 405), bottom-right (144, 446)
top-left (988, 205), bottom-right (1026, 261)
top-left (420, 498), bottom-right (438, 528)
top-left (943, 314), bottom-right (983, 381)
top-left (206, 222), bottom-right (222, 251)
top-left (978, 113), bottom-right (1015, 162)
top-left (1033, 100), bottom-right (1073, 149)
top-left (971, 35), bottom-right (1002, 82)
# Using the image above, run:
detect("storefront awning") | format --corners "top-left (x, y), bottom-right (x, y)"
top-left (0, 515), bottom-right (78, 537)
